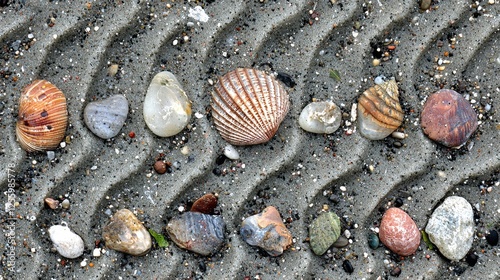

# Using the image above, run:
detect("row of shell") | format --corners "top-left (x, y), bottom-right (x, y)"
top-left (15, 70), bottom-right (478, 152)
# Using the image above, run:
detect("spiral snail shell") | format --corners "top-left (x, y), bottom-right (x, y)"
top-left (16, 80), bottom-right (68, 152)
top-left (211, 68), bottom-right (290, 146)
top-left (357, 79), bottom-right (404, 140)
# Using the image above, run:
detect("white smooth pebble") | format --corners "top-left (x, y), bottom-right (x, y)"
top-left (299, 101), bottom-right (342, 134)
top-left (224, 145), bottom-right (240, 160)
top-left (391, 131), bottom-right (405, 139)
top-left (143, 71), bottom-right (192, 137)
top-left (48, 224), bottom-right (84, 259)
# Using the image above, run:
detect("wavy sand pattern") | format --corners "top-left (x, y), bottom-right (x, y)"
top-left (0, 1), bottom-right (499, 279)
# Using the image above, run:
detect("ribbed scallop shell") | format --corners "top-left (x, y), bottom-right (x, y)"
top-left (16, 80), bottom-right (68, 152)
top-left (211, 68), bottom-right (290, 145)
top-left (357, 79), bottom-right (404, 140)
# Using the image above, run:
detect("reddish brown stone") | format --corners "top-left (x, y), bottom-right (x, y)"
top-left (421, 89), bottom-right (477, 148)
top-left (154, 160), bottom-right (167, 174)
top-left (191, 193), bottom-right (218, 214)
top-left (379, 208), bottom-right (420, 256)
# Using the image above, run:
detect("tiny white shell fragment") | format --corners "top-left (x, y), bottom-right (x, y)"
top-left (92, 248), bottom-right (101, 257)
top-left (188, 6), bottom-right (209, 22)
top-left (224, 145), bottom-right (240, 160)
top-left (299, 101), bottom-right (342, 134)
top-left (350, 103), bottom-right (357, 122)
top-left (48, 224), bottom-right (84, 259)
top-left (143, 71), bottom-right (192, 137)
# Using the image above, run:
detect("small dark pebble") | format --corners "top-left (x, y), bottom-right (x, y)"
top-left (390, 266), bottom-right (401, 277)
top-left (394, 197), bottom-right (404, 207)
top-left (342, 260), bottom-right (354, 274)
top-left (198, 261), bottom-right (206, 272)
top-left (215, 154), bottom-right (227, 165)
top-left (332, 236), bottom-right (349, 248)
top-left (486, 230), bottom-right (498, 246)
top-left (276, 72), bottom-right (296, 88)
top-left (466, 253), bottom-right (478, 267)
top-left (368, 233), bottom-right (379, 249)
top-left (453, 265), bottom-right (466, 276)
top-left (393, 141), bottom-right (402, 148)
top-left (212, 167), bottom-right (222, 176)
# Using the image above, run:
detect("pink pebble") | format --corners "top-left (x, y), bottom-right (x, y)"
top-left (379, 208), bottom-right (421, 256)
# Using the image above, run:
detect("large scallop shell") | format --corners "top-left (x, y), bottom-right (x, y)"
top-left (16, 80), bottom-right (68, 152)
top-left (211, 68), bottom-right (290, 145)
top-left (357, 79), bottom-right (404, 140)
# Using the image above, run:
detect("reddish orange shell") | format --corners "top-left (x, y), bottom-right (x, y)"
top-left (211, 68), bottom-right (290, 146)
top-left (16, 80), bottom-right (68, 152)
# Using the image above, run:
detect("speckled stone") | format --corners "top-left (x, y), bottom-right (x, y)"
top-left (425, 196), bottom-right (474, 261)
top-left (379, 208), bottom-right (420, 256)
top-left (309, 211), bottom-right (341, 255)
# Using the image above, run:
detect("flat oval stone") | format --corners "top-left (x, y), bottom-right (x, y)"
top-left (368, 233), bottom-right (380, 249)
top-left (425, 196), bottom-right (474, 261)
top-left (379, 208), bottom-right (420, 256)
top-left (84, 95), bottom-right (128, 139)
top-left (143, 71), bottom-right (192, 137)
top-left (309, 211), bottom-right (341, 255)
top-left (299, 101), bottom-right (342, 134)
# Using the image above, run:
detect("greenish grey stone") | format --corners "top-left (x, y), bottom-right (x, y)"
top-left (309, 212), bottom-right (341, 255)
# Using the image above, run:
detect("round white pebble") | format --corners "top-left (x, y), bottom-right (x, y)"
top-left (224, 145), bottom-right (240, 160)
top-left (299, 101), bottom-right (342, 134)
top-left (61, 199), bottom-right (70, 209)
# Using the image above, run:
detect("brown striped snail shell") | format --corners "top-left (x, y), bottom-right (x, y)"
top-left (211, 68), bottom-right (290, 146)
top-left (16, 80), bottom-right (68, 152)
top-left (357, 79), bottom-right (404, 140)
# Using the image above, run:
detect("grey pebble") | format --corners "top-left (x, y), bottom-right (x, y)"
top-left (84, 95), bottom-right (129, 139)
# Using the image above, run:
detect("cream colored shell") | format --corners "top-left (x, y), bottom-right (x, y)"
top-left (357, 79), bottom-right (404, 140)
top-left (211, 68), bottom-right (290, 145)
